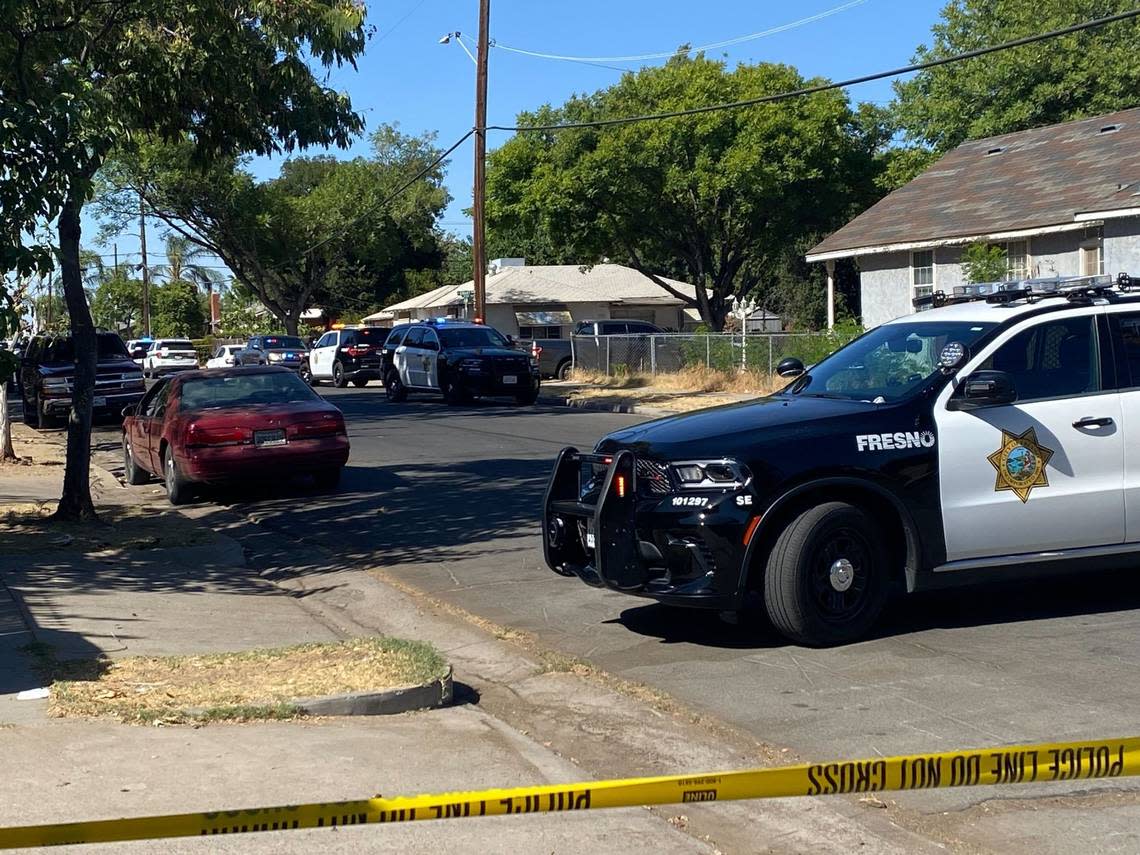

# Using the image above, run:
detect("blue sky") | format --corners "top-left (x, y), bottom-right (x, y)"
top-left (99, 0), bottom-right (947, 270)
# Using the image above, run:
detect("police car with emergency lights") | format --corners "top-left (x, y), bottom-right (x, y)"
top-left (380, 318), bottom-right (541, 405)
top-left (543, 273), bottom-right (1140, 646)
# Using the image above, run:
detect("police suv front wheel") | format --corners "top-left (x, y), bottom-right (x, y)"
top-left (385, 370), bottom-right (408, 403)
top-left (763, 502), bottom-right (888, 647)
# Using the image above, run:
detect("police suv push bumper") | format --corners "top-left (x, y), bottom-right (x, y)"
top-left (542, 447), bottom-right (753, 609)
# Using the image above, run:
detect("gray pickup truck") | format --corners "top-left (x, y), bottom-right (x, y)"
top-left (523, 320), bottom-right (670, 379)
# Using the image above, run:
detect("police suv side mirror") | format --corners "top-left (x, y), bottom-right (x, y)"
top-left (950, 370), bottom-right (1017, 410)
top-left (776, 357), bottom-right (805, 378)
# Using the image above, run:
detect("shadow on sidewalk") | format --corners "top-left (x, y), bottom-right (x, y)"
top-left (0, 577), bottom-right (104, 700)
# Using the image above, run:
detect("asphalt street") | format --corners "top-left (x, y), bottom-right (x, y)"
top-left (91, 385), bottom-right (1140, 826)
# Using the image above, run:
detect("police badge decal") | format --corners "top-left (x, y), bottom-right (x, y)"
top-left (987, 427), bottom-right (1054, 503)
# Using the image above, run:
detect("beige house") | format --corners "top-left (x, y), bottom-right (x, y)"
top-left (363, 259), bottom-right (703, 337)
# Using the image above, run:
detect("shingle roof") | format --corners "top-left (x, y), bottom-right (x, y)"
top-left (379, 264), bottom-right (697, 315)
top-left (807, 106), bottom-right (1140, 260)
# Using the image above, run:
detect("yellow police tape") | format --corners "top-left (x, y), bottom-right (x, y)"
top-left (2, 735), bottom-right (1138, 848)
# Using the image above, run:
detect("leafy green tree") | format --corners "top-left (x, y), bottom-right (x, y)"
top-left (218, 290), bottom-right (276, 339)
top-left (1, 0), bottom-right (367, 519)
top-left (98, 124), bottom-right (448, 333)
top-left (151, 280), bottom-right (206, 338)
top-left (892, 0), bottom-right (1140, 153)
top-left (962, 243), bottom-right (1010, 283)
top-left (486, 56), bottom-right (883, 330)
top-left (90, 269), bottom-right (144, 335)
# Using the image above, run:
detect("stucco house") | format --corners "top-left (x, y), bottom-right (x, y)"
top-left (806, 107), bottom-right (1140, 328)
top-left (364, 260), bottom-right (718, 337)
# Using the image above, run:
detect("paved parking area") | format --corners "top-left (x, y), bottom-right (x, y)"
top-left (88, 385), bottom-right (1140, 849)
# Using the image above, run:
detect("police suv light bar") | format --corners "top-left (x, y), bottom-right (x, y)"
top-left (913, 272), bottom-right (1131, 310)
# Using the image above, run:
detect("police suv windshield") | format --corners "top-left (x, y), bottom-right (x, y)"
top-left (438, 327), bottom-right (510, 349)
top-left (789, 321), bottom-right (997, 403)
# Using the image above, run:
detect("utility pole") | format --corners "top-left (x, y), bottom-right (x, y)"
top-left (471, 0), bottom-right (490, 322)
top-left (139, 190), bottom-right (151, 337)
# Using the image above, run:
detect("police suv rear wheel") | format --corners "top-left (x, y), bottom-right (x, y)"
top-left (763, 502), bottom-right (887, 647)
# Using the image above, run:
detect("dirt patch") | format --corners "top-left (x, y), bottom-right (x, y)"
top-left (39, 637), bottom-right (448, 725)
top-left (0, 502), bottom-right (213, 555)
top-left (7, 423), bottom-right (67, 465)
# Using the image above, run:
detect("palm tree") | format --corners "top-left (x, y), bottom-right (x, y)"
top-left (153, 234), bottom-right (225, 295)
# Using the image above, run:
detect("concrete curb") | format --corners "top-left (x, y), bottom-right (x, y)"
top-left (295, 666), bottom-right (454, 717)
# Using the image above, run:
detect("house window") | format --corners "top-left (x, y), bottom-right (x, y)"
top-left (912, 250), bottom-right (934, 309)
top-left (1080, 229), bottom-right (1104, 276)
top-left (518, 325), bottom-right (563, 339)
top-left (1005, 241), bottom-right (1028, 280)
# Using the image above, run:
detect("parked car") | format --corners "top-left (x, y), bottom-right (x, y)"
top-left (380, 319), bottom-right (540, 405)
top-left (521, 320), bottom-right (672, 380)
top-left (205, 344), bottom-right (244, 369)
top-left (18, 332), bottom-right (145, 429)
top-left (302, 326), bottom-right (390, 388)
top-left (125, 338), bottom-right (154, 366)
top-left (121, 366), bottom-right (350, 505)
top-left (233, 335), bottom-right (309, 371)
top-left (142, 339), bottom-right (199, 378)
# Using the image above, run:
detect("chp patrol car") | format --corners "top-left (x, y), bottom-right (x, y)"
top-left (543, 273), bottom-right (1140, 646)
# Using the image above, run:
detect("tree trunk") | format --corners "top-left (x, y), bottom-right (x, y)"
top-left (0, 383), bottom-right (15, 460)
top-left (54, 190), bottom-right (98, 522)
top-left (284, 312), bottom-right (300, 336)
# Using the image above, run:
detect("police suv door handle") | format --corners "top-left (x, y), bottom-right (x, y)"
top-left (1072, 416), bottom-right (1114, 429)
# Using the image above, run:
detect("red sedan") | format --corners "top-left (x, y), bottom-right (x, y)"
top-left (121, 366), bottom-right (350, 505)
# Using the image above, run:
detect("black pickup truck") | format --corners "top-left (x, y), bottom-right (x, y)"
top-left (18, 332), bottom-right (145, 429)
top-left (523, 320), bottom-right (671, 379)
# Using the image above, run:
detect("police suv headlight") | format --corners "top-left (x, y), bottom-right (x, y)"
top-left (268, 352), bottom-right (284, 362)
top-left (670, 459), bottom-right (750, 489)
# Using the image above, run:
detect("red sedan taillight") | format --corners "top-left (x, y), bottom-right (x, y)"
top-left (290, 414), bottom-right (345, 440)
top-left (186, 424), bottom-right (248, 447)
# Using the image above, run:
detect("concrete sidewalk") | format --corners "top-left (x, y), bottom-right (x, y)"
top-left (0, 432), bottom-right (717, 853)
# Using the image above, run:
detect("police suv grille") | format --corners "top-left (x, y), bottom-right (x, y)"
top-left (496, 357), bottom-right (528, 372)
top-left (635, 458), bottom-right (671, 495)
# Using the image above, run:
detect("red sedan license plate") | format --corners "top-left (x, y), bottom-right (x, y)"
top-left (254, 429), bottom-right (286, 447)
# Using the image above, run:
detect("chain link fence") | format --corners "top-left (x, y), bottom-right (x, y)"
top-left (569, 331), bottom-right (857, 377)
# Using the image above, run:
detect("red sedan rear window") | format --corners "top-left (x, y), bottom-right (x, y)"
top-left (180, 372), bottom-right (318, 411)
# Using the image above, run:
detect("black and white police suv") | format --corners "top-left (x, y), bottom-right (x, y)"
top-left (380, 318), bottom-right (540, 405)
top-left (543, 273), bottom-right (1140, 647)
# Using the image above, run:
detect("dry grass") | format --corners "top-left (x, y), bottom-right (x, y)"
top-left (568, 365), bottom-right (783, 396)
top-left (560, 366), bottom-right (783, 413)
top-left (39, 637), bottom-right (448, 725)
top-left (0, 502), bottom-right (213, 554)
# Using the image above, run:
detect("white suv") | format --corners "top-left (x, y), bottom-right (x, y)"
top-left (142, 339), bottom-right (199, 378)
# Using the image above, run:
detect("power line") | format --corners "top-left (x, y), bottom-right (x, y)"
top-left (488, 8), bottom-right (1140, 133)
top-left (489, 0), bottom-right (868, 64)
top-left (457, 33), bottom-right (631, 73)
top-left (375, 0), bottom-right (432, 44)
